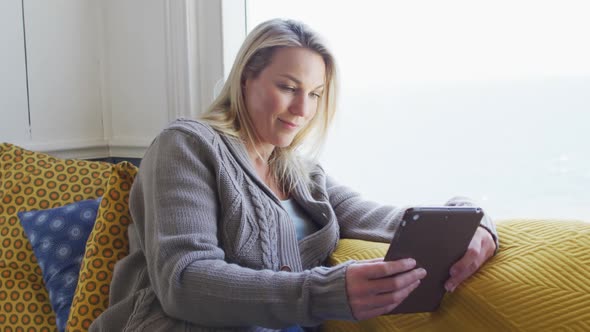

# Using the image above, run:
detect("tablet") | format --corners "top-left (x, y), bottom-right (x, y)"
top-left (384, 206), bottom-right (483, 314)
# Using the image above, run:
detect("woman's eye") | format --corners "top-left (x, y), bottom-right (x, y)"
top-left (310, 92), bottom-right (322, 99)
top-left (279, 85), bottom-right (296, 92)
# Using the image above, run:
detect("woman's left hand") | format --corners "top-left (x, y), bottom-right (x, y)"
top-left (444, 226), bottom-right (496, 292)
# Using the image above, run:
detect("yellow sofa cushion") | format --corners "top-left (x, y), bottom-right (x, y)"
top-left (0, 143), bottom-right (112, 330)
top-left (323, 219), bottom-right (590, 331)
top-left (67, 162), bottom-right (138, 331)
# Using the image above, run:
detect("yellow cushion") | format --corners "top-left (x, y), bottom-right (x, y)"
top-left (67, 161), bottom-right (138, 331)
top-left (0, 143), bottom-right (112, 330)
top-left (323, 219), bottom-right (590, 331)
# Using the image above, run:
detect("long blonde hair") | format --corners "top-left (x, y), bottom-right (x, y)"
top-left (200, 18), bottom-right (338, 193)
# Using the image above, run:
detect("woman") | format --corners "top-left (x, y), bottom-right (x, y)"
top-left (90, 19), bottom-right (498, 331)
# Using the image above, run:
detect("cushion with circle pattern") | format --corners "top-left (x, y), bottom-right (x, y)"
top-left (66, 161), bottom-right (137, 331)
top-left (0, 143), bottom-right (113, 330)
top-left (18, 198), bottom-right (101, 332)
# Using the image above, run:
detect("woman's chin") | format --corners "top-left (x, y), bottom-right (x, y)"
top-left (274, 137), bottom-right (296, 149)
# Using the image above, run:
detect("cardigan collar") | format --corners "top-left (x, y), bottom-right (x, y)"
top-left (219, 132), bottom-right (338, 268)
top-left (219, 134), bottom-right (283, 205)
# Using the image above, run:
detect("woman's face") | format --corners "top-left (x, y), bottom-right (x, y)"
top-left (243, 47), bottom-right (326, 152)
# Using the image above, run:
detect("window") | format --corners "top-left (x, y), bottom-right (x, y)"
top-left (244, 0), bottom-right (590, 220)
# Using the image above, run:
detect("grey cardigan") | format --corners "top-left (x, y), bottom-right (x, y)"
top-left (90, 119), bottom-right (498, 332)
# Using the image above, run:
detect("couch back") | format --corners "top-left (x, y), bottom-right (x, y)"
top-left (0, 143), bottom-right (137, 331)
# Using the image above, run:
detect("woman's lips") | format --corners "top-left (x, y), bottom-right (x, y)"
top-left (278, 118), bottom-right (298, 129)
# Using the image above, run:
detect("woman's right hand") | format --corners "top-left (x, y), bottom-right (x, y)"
top-left (345, 258), bottom-right (427, 320)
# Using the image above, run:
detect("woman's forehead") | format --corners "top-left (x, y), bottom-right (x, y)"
top-left (264, 47), bottom-right (326, 87)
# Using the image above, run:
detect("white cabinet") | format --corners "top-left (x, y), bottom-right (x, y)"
top-left (0, 0), bottom-right (30, 144)
top-left (1, 0), bottom-right (232, 159)
top-left (103, 0), bottom-right (169, 155)
top-left (24, 0), bottom-right (106, 157)
top-left (1, 0), bottom-right (107, 158)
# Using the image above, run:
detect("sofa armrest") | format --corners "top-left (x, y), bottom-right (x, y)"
top-left (323, 219), bottom-right (590, 331)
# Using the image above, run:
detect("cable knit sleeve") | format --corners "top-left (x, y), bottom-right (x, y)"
top-left (445, 196), bottom-right (500, 254)
top-left (325, 175), bottom-right (404, 242)
top-left (130, 127), bottom-right (355, 328)
top-left (325, 174), bottom-right (499, 253)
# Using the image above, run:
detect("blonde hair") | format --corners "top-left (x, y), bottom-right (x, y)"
top-left (200, 18), bottom-right (338, 194)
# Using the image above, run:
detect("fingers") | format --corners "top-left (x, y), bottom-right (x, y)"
top-left (369, 279), bottom-right (422, 308)
top-left (360, 258), bottom-right (417, 280)
top-left (478, 226), bottom-right (497, 256)
top-left (362, 257), bottom-right (384, 263)
top-left (445, 246), bottom-right (480, 292)
top-left (346, 259), bottom-right (427, 320)
top-left (451, 245), bottom-right (480, 277)
top-left (354, 280), bottom-right (421, 320)
top-left (370, 268), bottom-right (427, 294)
top-left (445, 227), bottom-right (494, 292)
top-left (346, 260), bottom-right (417, 298)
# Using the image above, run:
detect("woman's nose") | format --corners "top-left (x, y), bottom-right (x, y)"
top-left (289, 94), bottom-right (310, 117)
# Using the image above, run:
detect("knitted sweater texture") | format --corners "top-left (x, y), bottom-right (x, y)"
top-left (89, 119), bottom-right (498, 331)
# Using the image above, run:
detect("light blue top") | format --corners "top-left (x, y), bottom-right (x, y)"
top-left (281, 198), bottom-right (319, 241)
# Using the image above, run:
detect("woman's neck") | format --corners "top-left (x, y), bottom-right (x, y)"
top-left (245, 140), bottom-right (274, 165)
top-left (244, 142), bottom-right (287, 200)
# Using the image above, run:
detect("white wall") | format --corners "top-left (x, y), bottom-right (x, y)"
top-left (0, 0), bottom-right (30, 144)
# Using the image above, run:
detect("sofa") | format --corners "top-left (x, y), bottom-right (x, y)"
top-left (1, 142), bottom-right (589, 331)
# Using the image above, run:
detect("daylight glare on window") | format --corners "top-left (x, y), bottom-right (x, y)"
top-left (245, 0), bottom-right (590, 220)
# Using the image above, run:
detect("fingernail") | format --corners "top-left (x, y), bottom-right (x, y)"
top-left (407, 258), bottom-right (416, 266)
top-left (418, 268), bottom-right (427, 277)
top-left (445, 282), bottom-right (453, 292)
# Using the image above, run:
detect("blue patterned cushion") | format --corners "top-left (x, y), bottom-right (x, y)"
top-left (18, 198), bottom-right (101, 332)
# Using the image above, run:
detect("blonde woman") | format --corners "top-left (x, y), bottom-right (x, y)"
top-left (90, 19), bottom-right (498, 332)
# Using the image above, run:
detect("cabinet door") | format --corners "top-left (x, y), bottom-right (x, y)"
top-left (0, 0), bottom-right (30, 144)
top-left (24, 0), bottom-right (104, 147)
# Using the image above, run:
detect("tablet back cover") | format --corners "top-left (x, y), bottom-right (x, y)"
top-left (384, 207), bottom-right (482, 314)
